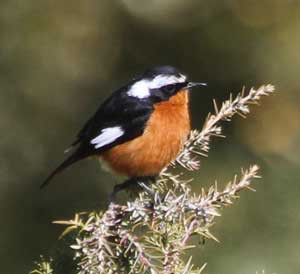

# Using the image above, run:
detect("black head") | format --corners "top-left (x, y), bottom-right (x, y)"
top-left (127, 65), bottom-right (206, 102)
top-left (142, 65), bottom-right (182, 78)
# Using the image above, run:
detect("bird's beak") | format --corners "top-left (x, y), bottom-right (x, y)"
top-left (186, 82), bottom-right (207, 89)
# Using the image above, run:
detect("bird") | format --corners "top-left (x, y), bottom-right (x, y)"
top-left (41, 65), bottom-right (206, 198)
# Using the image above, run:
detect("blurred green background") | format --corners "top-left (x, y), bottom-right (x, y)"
top-left (1, 0), bottom-right (300, 273)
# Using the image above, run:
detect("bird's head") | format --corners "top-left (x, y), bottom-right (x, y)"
top-left (127, 65), bottom-right (206, 102)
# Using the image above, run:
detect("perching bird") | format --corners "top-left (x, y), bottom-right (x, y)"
top-left (41, 66), bottom-right (206, 197)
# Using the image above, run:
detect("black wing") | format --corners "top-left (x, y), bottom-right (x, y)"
top-left (74, 88), bottom-right (153, 152)
top-left (41, 87), bottom-right (153, 188)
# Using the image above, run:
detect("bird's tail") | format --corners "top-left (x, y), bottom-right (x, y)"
top-left (40, 151), bottom-right (85, 189)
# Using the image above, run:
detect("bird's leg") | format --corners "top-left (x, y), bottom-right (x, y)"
top-left (109, 176), bottom-right (160, 204)
top-left (109, 178), bottom-right (137, 203)
top-left (137, 176), bottom-right (161, 204)
top-left (137, 181), bottom-right (155, 196)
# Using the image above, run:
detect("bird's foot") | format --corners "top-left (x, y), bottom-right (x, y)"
top-left (109, 178), bottom-right (135, 204)
top-left (137, 180), bottom-right (161, 204)
top-left (108, 176), bottom-right (161, 204)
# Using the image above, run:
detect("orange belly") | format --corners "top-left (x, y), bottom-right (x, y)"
top-left (100, 90), bottom-right (190, 177)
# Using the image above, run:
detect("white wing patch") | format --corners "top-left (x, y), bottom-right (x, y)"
top-left (90, 126), bottom-right (124, 149)
top-left (127, 74), bottom-right (187, 99)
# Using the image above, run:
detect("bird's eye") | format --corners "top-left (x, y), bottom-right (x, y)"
top-left (163, 84), bottom-right (175, 93)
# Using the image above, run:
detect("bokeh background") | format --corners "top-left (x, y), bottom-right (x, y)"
top-left (1, 0), bottom-right (300, 273)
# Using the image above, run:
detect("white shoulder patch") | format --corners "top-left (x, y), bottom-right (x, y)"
top-left (90, 126), bottom-right (124, 149)
top-left (127, 80), bottom-right (151, 99)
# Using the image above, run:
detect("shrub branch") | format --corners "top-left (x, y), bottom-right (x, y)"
top-left (30, 85), bottom-right (275, 274)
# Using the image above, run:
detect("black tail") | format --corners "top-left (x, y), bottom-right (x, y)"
top-left (40, 151), bottom-right (85, 189)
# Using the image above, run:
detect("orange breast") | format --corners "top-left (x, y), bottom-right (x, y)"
top-left (100, 89), bottom-right (190, 177)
